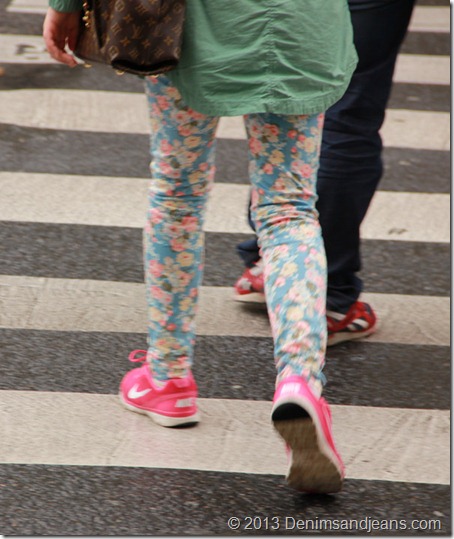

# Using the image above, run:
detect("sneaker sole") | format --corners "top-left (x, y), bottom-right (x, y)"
top-left (119, 393), bottom-right (200, 428)
top-left (272, 400), bottom-right (343, 494)
top-left (233, 292), bottom-right (266, 304)
top-left (327, 323), bottom-right (377, 347)
top-left (274, 418), bottom-right (343, 493)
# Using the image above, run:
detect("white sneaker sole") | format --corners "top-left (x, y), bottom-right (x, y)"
top-left (233, 292), bottom-right (266, 304)
top-left (327, 322), bottom-right (378, 347)
top-left (119, 393), bottom-right (200, 427)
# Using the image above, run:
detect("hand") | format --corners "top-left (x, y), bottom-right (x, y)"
top-left (43, 7), bottom-right (80, 67)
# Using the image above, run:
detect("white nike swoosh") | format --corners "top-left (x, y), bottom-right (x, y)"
top-left (127, 384), bottom-right (152, 400)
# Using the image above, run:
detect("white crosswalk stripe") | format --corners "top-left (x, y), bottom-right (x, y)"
top-left (1, 33), bottom-right (450, 86)
top-left (0, 172), bottom-right (449, 242)
top-left (0, 390), bottom-right (449, 485)
top-left (0, 275), bottom-right (449, 346)
top-left (0, 1), bottom-right (450, 533)
top-left (0, 89), bottom-right (450, 151)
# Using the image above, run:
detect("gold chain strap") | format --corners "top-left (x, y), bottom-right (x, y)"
top-left (82, 1), bottom-right (92, 28)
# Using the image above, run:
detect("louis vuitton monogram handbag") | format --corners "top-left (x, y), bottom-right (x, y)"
top-left (74, 0), bottom-right (186, 76)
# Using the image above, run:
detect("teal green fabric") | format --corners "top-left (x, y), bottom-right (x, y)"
top-left (49, 0), bottom-right (82, 12)
top-left (50, 0), bottom-right (357, 116)
top-left (168, 0), bottom-right (357, 116)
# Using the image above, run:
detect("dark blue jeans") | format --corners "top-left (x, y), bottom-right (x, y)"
top-left (237, 0), bottom-right (416, 313)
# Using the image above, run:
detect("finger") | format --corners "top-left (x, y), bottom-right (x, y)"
top-left (45, 35), bottom-right (78, 67)
top-left (57, 49), bottom-right (78, 67)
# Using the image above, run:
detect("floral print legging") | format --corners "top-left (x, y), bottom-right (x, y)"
top-left (144, 76), bottom-right (327, 396)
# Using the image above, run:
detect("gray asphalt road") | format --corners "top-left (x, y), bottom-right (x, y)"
top-left (0, 0), bottom-right (450, 535)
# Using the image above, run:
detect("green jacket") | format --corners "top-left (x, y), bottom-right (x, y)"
top-left (50, 0), bottom-right (358, 116)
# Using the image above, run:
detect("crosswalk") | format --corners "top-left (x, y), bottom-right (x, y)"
top-left (0, 0), bottom-right (450, 535)
top-left (0, 89), bottom-right (450, 150)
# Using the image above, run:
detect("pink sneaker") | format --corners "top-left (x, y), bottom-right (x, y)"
top-left (271, 375), bottom-right (344, 493)
top-left (119, 350), bottom-right (200, 427)
top-left (233, 260), bottom-right (266, 304)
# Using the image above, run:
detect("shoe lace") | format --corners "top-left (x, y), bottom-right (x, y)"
top-left (128, 349), bottom-right (148, 363)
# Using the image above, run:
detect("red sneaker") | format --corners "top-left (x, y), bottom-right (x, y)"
top-left (119, 350), bottom-right (200, 427)
top-left (233, 261), bottom-right (266, 304)
top-left (327, 301), bottom-right (377, 347)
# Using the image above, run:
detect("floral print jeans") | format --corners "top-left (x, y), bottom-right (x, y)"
top-left (144, 76), bottom-right (327, 396)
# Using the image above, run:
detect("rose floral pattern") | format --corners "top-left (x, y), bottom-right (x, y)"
top-left (145, 75), bottom-right (326, 396)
